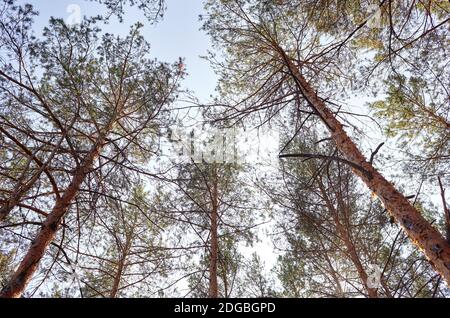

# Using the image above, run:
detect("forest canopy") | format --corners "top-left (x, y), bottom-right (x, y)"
top-left (0, 0), bottom-right (449, 299)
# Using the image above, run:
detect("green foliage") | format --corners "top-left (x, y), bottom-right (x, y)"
top-left (94, 0), bottom-right (166, 22)
top-left (371, 74), bottom-right (449, 170)
top-left (0, 249), bottom-right (15, 289)
top-left (1, 0), bottom-right (449, 299)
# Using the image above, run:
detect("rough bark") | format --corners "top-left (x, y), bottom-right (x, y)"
top-left (110, 234), bottom-right (132, 298)
top-left (0, 120), bottom-right (116, 298)
top-left (110, 255), bottom-right (126, 298)
top-left (208, 174), bottom-right (219, 298)
top-left (438, 177), bottom-right (450, 244)
top-left (275, 44), bottom-right (450, 286)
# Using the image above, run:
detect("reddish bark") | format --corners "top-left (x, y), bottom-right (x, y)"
top-left (275, 44), bottom-right (450, 286)
top-left (438, 177), bottom-right (450, 244)
top-left (0, 123), bottom-right (115, 298)
top-left (318, 180), bottom-right (379, 297)
top-left (110, 233), bottom-right (132, 298)
top-left (208, 173), bottom-right (219, 298)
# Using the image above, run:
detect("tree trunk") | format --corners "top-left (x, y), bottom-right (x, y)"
top-left (110, 234), bottom-right (132, 298)
top-left (110, 255), bottom-right (126, 298)
top-left (318, 180), bottom-right (379, 297)
top-left (321, 247), bottom-right (345, 297)
top-left (337, 220), bottom-right (379, 298)
top-left (208, 173), bottom-right (219, 298)
top-left (438, 177), bottom-right (450, 244)
top-left (0, 121), bottom-right (115, 298)
top-left (275, 44), bottom-right (450, 285)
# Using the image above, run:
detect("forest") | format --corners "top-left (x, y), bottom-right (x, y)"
top-left (0, 0), bottom-right (449, 299)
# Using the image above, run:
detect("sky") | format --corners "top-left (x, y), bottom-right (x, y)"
top-left (19, 0), bottom-right (218, 101)
top-left (14, 0), bottom-right (278, 293)
top-left (18, 0), bottom-right (382, 155)
top-left (11, 0), bottom-right (444, 296)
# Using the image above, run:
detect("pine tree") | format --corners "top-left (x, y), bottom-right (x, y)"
top-left (202, 0), bottom-right (450, 285)
top-left (0, 2), bottom-right (180, 297)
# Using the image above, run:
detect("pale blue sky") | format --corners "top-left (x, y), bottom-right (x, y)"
top-left (19, 0), bottom-right (218, 101)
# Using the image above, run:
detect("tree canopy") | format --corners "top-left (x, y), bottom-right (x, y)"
top-left (0, 0), bottom-right (449, 299)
